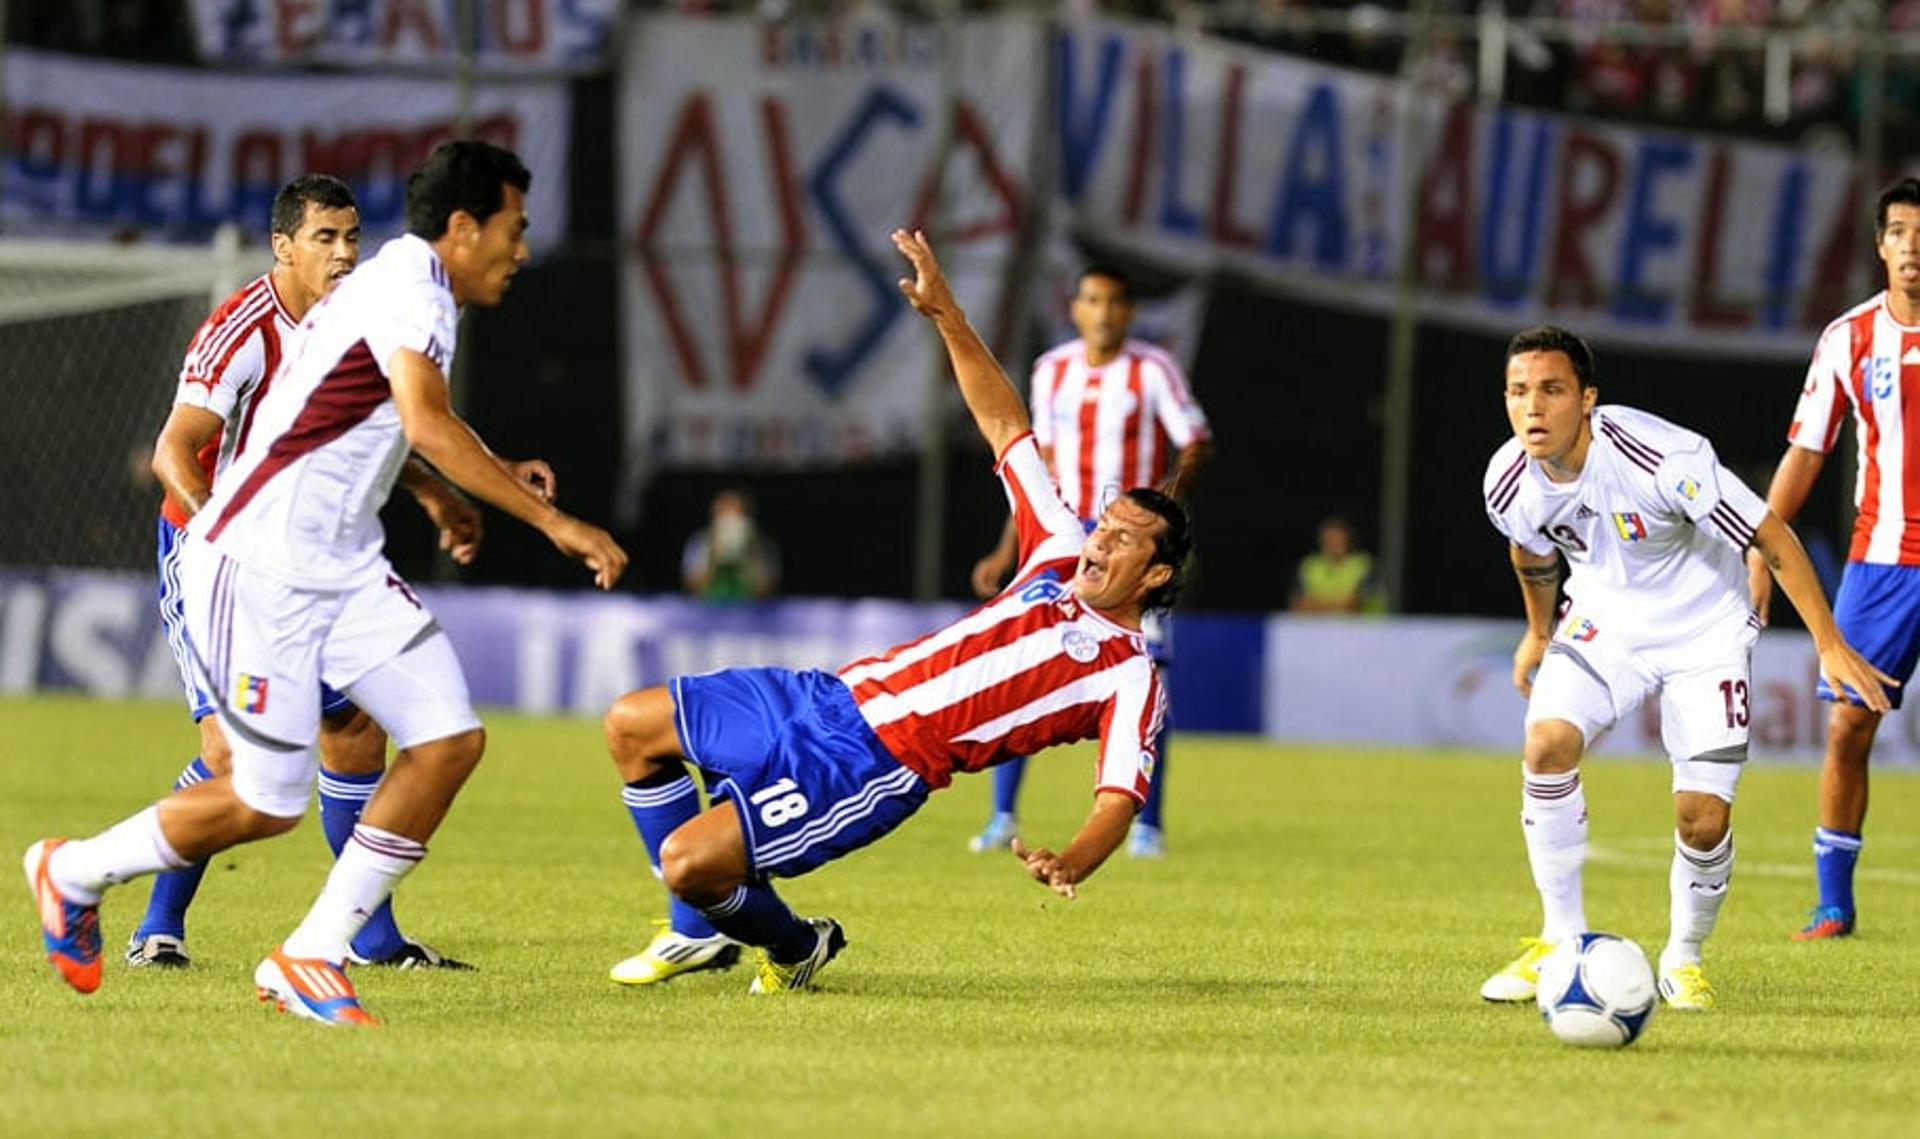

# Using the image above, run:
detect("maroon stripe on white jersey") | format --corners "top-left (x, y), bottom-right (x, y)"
top-left (1597, 418), bottom-right (1661, 475)
top-left (1488, 451), bottom-right (1526, 513)
top-left (1709, 502), bottom-right (1755, 548)
top-left (205, 339), bottom-right (390, 542)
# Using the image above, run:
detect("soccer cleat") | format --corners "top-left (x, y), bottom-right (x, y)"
top-left (23, 839), bottom-right (103, 994)
top-left (126, 932), bottom-right (192, 968)
top-left (350, 940), bottom-right (475, 971)
top-left (254, 946), bottom-right (377, 1026)
top-left (1479, 936), bottom-right (1555, 1002)
top-left (749, 917), bottom-right (846, 994)
top-left (1658, 961), bottom-right (1716, 1011)
top-left (1127, 822), bottom-right (1167, 859)
top-left (610, 925), bottom-right (741, 986)
top-left (967, 813), bottom-right (1018, 854)
top-left (1791, 905), bottom-right (1855, 941)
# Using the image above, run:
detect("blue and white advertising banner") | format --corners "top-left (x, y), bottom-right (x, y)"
top-left (1, 48), bottom-right (571, 252)
top-left (616, 14), bottom-right (1044, 474)
top-left (187, 0), bottom-right (620, 72)
top-left (1052, 17), bottom-right (1869, 360)
top-left (1265, 614), bottom-right (1917, 764)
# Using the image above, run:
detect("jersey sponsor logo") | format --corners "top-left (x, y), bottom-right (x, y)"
top-left (1061, 627), bottom-right (1099, 663)
top-left (1563, 615), bottom-right (1599, 643)
top-left (1862, 355), bottom-right (1896, 400)
top-left (1612, 512), bottom-right (1648, 541)
top-left (1019, 576), bottom-right (1066, 604)
top-left (1574, 504), bottom-right (1597, 519)
top-left (235, 672), bottom-right (270, 714)
top-left (1674, 476), bottom-right (1700, 501)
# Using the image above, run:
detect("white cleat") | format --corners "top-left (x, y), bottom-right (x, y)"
top-left (610, 927), bottom-right (742, 986)
top-left (1480, 937), bottom-right (1555, 1003)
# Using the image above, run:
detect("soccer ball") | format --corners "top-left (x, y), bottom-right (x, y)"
top-left (1534, 932), bottom-right (1657, 1047)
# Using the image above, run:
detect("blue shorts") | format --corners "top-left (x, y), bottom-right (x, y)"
top-left (671, 667), bottom-right (929, 881)
top-left (156, 516), bottom-right (352, 723)
top-left (1820, 561), bottom-right (1920, 709)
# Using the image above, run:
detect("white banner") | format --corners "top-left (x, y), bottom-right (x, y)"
top-left (1265, 614), bottom-right (1920, 764)
top-left (187, 0), bottom-right (620, 72)
top-left (1, 49), bottom-right (570, 253)
top-left (1054, 17), bottom-right (1874, 360)
top-left (616, 14), bottom-right (1043, 475)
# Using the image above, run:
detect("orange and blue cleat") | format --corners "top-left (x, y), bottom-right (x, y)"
top-left (254, 946), bottom-right (378, 1026)
top-left (23, 839), bottom-right (102, 994)
top-left (1792, 905), bottom-right (1855, 941)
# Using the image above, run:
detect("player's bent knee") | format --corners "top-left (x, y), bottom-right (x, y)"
top-left (318, 707), bottom-right (389, 776)
top-left (1522, 719), bottom-right (1584, 773)
top-left (659, 832), bottom-right (741, 907)
top-left (603, 687), bottom-right (680, 774)
top-left (1673, 791), bottom-right (1731, 849)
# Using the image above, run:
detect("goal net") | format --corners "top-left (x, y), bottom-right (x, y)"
top-left (0, 229), bottom-right (248, 571)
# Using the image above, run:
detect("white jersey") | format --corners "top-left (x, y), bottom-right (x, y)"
top-left (1030, 337), bottom-right (1209, 520)
top-left (1788, 291), bottom-right (1920, 565)
top-left (1483, 404), bottom-right (1768, 651)
top-left (191, 234), bottom-right (457, 589)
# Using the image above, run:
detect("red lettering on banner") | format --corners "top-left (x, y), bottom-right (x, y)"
top-left (234, 130), bottom-right (286, 189)
top-left (1546, 130), bottom-right (1621, 311)
top-left (492, 0), bottom-right (544, 56)
top-left (276, 0), bottom-right (325, 56)
top-left (76, 119), bottom-right (127, 204)
top-left (1802, 174), bottom-right (1861, 329)
top-left (1689, 147), bottom-right (1750, 329)
top-left (1122, 51), bottom-right (1155, 228)
top-left (15, 109), bottom-right (66, 170)
top-left (1209, 63), bottom-right (1258, 250)
top-left (1415, 102), bottom-right (1474, 291)
top-left (634, 94), bottom-right (806, 392)
top-left (385, 0), bottom-right (447, 52)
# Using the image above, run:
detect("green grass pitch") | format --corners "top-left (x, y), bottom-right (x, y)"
top-left (3, 694), bottom-right (1917, 1137)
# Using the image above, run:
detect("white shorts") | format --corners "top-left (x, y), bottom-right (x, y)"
top-left (179, 538), bottom-right (481, 817)
top-left (1525, 624), bottom-right (1754, 802)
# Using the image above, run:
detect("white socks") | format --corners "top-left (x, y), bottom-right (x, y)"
top-left (282, 824), bottom-right (425, 962)
top-left (1662, 829), bottom-right (1733, 971)
top-left (1521, 768), bottom-right (1589, 942)
top-left (48, 805), bottom-right (189, 904)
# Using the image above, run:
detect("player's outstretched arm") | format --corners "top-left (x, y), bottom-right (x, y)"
top-left (1509, 543), bottom-right (1559, 696)
top-left (1009, 791), bottom-right (1136, 899)
top-left (1751, 511), bottom-right (1895, 712)
top-left (891, 228), bottom-right (1029, 457)
top-left (1747, 445), bottom-right (1828, 624)
top-left (388, 347), bottom-right (628, 589)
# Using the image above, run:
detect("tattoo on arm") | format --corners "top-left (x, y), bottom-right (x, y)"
top-left (1517, 563), bottom-right (1560, 586)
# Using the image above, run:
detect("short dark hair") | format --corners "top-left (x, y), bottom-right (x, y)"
top-left (270, 174), bottom-right (356, 239)
top-left (1876, 177), bottom-right (1920, 236)
top-left (1122, 487), bottom-right (1192, 612)
top-left (1076, 263), bottom-right (1134, 304)
top-left (405, 140), bottom-right (532, 241)
top-left (1505, 324), bottom-right (1597, 390)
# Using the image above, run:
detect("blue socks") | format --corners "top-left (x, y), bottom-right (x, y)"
top-left (702, 884), bottom-right (815, 962)
top-left (1813, 827), bottom-right (1863, 915)
top-left (132, 758), bottom-right (216, 941)
top-left (621, 772), bottom-right (721, 940)
top-left (318, 769), bottom-right (407, 961)
top-left (991, 757), bottom-right (1026, 816)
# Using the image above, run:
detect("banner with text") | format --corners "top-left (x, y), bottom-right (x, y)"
top-left (1053, 17), bottom-right (1871, 359)
top-left (616, 14), bottom-right (1043, 477)
top-left (188, 0), bottom-right (620, 72)
top-left (1, 48), bottom-right (570, 251)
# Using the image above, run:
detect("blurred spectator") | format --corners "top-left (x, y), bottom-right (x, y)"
top-left (1290, 516), bottom-right (1382, 614)
top-left (681, 488), bottom-right (780, 602)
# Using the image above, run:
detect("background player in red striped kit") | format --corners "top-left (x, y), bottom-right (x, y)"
top-left (967, 265), bottom-right (1210, 859)
top-left (601, 229), bottom-right (1191, 992)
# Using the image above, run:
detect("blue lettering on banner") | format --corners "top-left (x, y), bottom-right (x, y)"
top-left (802, 84), bottom-right (921, 398)
top-left (1764, 161), bottom-right (1808, 331)
top-left (1613, 137), bottom-right (1694, 324)
top-left (1266, 82), bottom-right (1347, 269)
top-left (1158, 47), bottom-right (1200, 237)
top-left (1481, 111), bottom-right (1552, 307)
top-left (1054, 28), bottom-right (1125, 204)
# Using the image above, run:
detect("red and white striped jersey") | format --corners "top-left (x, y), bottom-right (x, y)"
top-left (161, 273), bottom-right (296, 528)
top-left (838, 434), bottom-right (1164, 802)
top-left (1790, 292), bottom-right (1920, 564)
top-left (1030, 337), bottom-right (1209, 521)
top-left (193, 235), bottom-right (457, 589)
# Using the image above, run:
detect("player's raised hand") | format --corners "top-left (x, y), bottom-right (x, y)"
top-left (1010, 837), bottom-right (1079, 899)
top-left (547, 515), bottom-right (628, 590)
top-left (506, 458), bottom-right (557, 503)
top-left (892, 228), bottom-right (959, 322)
top-left (1817, 640), bottom-right (1899, 714)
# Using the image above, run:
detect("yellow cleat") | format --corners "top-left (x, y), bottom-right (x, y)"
top-left (749, 918), bottom-right (846, 994)
top-left (1479, 936), bottom-right (1556, 1002)
top-left (1658, 962), bottom-right (1715, 1011)
top-left (609, 924), bottom-right (740, 986)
